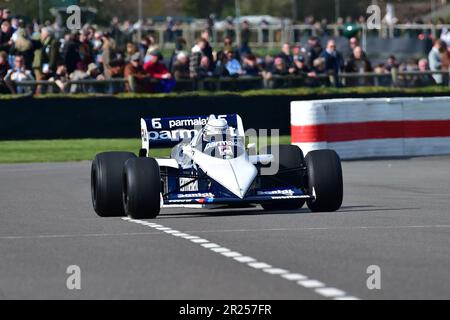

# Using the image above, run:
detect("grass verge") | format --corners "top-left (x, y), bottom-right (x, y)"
top-left (0, 136), bottom-right (291, 164)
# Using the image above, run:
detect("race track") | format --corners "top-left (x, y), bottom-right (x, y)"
top-left (0, 156), bottom-right (449, 300)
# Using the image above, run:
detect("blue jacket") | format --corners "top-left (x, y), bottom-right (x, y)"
top-left (320, 50), bottom-right (344, 75)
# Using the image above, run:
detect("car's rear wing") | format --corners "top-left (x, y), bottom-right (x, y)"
top-left (141, 114), bottom-right (244, 150)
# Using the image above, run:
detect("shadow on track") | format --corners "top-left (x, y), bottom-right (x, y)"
top-left (157, 205), bottom-right (420, 220)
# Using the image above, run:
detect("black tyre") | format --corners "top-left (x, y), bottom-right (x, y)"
top-left (123, 157), bottom-right (161, 219)
top-left (305, 150), bottom-right (343, 212)
top-left (260, 145), bottom-right (306, 211)
top-left (91, 152), bottom-right (136, 217)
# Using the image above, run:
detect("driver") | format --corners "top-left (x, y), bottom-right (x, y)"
top-left (203, 117), bottom-right (229, 143)
top-left (202, 117), bottom-right (234, 158)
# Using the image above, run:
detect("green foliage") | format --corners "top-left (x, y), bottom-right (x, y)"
top-left (2, 86), bottom-right (450, 100)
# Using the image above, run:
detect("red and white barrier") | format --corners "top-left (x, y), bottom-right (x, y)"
top-left (291, 97), bottom-right (450, 159)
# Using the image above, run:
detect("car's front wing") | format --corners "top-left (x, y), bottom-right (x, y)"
top-left (163, 188), bottom-right (314, 206)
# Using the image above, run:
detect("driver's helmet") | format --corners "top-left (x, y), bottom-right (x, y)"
top-left (203, 117), bottom-right (229, 142)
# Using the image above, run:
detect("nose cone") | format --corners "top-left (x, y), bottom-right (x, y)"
top-left (225, 156), bottom-right (257, 198)
top-left (188, 149), bottom-right (257, 198)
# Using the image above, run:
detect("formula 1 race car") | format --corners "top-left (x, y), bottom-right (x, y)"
top-left (91, 114), bottom-right (343, 219)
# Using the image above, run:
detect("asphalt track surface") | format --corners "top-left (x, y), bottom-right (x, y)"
top-left (0, 156), bottom-right (449, 300)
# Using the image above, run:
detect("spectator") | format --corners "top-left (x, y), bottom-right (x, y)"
top-left (218, 36), bottom-right (240, 63)
top-left (0, 50), bottom-right (8, 78)
top-left (168, 37), bottom-right (187, 72)
top-left (292, 44), bottom-right (307, 63)
top-left (385, 55), bottom-right (399, 72)
top-left (271, 57), bottom-right (289, 76)
top-left (125, 42), bottom-right (138, 63)
top-left (0, 50), bottom-right (13, 93)
top-left (416, 58), bottom-right (436, 86)
top-left (62, 31), bottom-right (81, 74)
top-left (11, 27), bottom-right (34, 70)
top-left (277, 43), bottom-right (296, 74)
top-left (189, 39), bottom-right (207, 79)
top-left (260, 19), bottom-right (269, 43)
top-left (171, 51), bottom-right (190, 80)
top-left (101, 32), bottom-right (117, 79)
top-left (224, 16), bottom-right (235, 40)
top-left (32, 27), bottom-right (59, 82)
top-left (207, 14), bottom-right (215, 40)
top-left (293, 55), bottom-right (319, 86)
top-left (92, 31), bottom-right (104, 64)
top-left (108, 58), bottom-right (126, 94)
top-left (345, 46), bottom-right (372, 86)
top-left (242, 54), bottom-right (261, 76)
top-left (164, 17), bottom-right (175, 43)
top-left (213, 50), bottom-right (229, 77)
top-left (124, 52), bottom-right (151, 92)
top-left (264, 57), bottom-right (290, 89)
top-left (198, 56), bottom-right (213, 78)
top-left (261, 55), bottom-right (274, 73)
top-left (5, 55), bottom-right (34, 94)
top-left (373, 63), bottom-right (391, 86)
top-left (49, 63), bottom-right (69, 93)
top-left (143, 50), bottom-right (175, 93)
top-left (200, 30), bottom-right (214, 70)
top-left (10, 17), bottom-right (18, 33)
top-left (320, 39), bottom-right (344, 86)
top-left (79, 30), bottom-right (94, 70)
top-left (2, 8), bottom-right (11, 23)
top-left (306, 37), bottom-right (323, 69)
top-left (348, 37), bottom-right (359, 52)
top-left (145, 35), bottom-right (159, 57)
top-left (224, 50), bottom-right (243, 76)
top-left (428, 39), bottom-right (445, 84)
top-left (86, 63), bottom-right (105, 81)
top-left (240, 20), bottom-right (251, 56)
top-left (0, 20), bottom-right (13, 53)
top-left (440, 27), bottom-right (450, 47)
top-left (110, 17), bottom-right (121, 44)
top-left (138, 36), bottom-right (150, 61)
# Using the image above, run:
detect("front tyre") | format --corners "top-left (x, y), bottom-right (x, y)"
top-left (91, 152), bottom-right (137, 217)
top-left (123, 157), bottom-right (161, 219)
top-left (305, 150), bottom-right (343, 212)
top-left (260, 145), bottom-right (306, 211)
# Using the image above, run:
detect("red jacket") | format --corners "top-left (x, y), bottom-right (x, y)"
top-left (143, 60), bottom-right (170, 79)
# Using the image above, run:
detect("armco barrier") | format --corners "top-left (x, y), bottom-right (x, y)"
top-left (291, 97), bottom-right (450, 159)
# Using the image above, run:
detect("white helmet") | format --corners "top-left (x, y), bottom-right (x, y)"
top-left (203, 116), bottom-right (229, 138)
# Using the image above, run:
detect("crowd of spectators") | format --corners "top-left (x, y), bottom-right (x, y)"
top-left (0, 7), bottom-right (449, 95)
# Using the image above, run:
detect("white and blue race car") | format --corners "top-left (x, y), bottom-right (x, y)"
top-left (91, 114), bottom-right (343, 219)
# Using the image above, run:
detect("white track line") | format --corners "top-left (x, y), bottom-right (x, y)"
top-left (122, 217), bottom-right (359, 300)
top-left (180, 225), bottom-right (450, 234)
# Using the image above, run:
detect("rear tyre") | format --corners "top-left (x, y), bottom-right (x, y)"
top-left (123, 157), bottom-right (161, 219)
top-left (305, 150), bottom-right (343, 212)
top-left (260, 145), bottom-right (306, 211)
top-left (91, 152), bottom-right (136, 217)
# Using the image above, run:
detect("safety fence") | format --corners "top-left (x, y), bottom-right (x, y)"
top-left (137, 23), bottom-right (450, 50)
top-left (3, 70), bottom-right (450, 95)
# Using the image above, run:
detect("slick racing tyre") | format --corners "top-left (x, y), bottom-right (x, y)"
top-left (305, 150), bottom-right (343, 212)
top-left (260, 145), bottom-right (306, 211)
top-left (123, 157), bottom-right (161, 219)
top-left (91, 152), bottom-right (137, 217)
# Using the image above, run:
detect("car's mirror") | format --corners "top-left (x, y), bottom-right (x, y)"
top-left (247, 143), bottom-right (257, 155)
